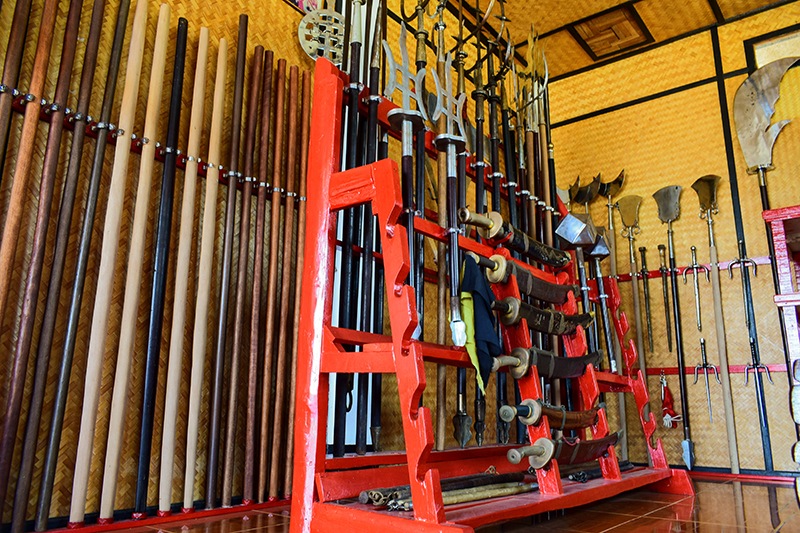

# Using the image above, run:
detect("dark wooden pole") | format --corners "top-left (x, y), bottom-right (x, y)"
top-left (0, 0), bottom-right (33, 177)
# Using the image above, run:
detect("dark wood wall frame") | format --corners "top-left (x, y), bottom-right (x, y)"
top-left (743, 22), bottom-right (800, 74)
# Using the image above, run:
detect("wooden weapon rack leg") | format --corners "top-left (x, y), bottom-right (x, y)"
top-left (289, 59), bottom-right (694, 533)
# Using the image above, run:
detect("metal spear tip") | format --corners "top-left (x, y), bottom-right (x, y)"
top-left (681, 439), bottom-right (695, 470)
top-left (733, 57), bottom-right (799, 172)
top-left (555, 212), bottom-right (597, 248)
top-left (453, 413), bottom-right (474, 447)
top-left (652, 185), bottom-right (682, 224)
top-left (691, 175), bottom-right (721, 214)
top-left (451, 319), bottom-right (467, 346)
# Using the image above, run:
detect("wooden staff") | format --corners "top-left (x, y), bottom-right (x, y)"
top-left (134, 17), bottom-right (188, 516)
top-left (35, 0), bottom-right (131, 527)
top-left (223, 44), bottom-right (264, 507)
top-left (269, 65), bottom-right (299, 499)
top-left (258, 58), bottom-right (286, 502)
top-left (95, 6), bottom-right (170, 520)
top-left (245, 50), bottom-right (274, 504)
top-left (207, 14), bottom-right (247, 509)
top-left (0, 0), bottom-right (57, 350)
top-left (183, 38), bottom-right (227, 513)
top-left (158, 26), bottom-right (210, 516)
top-left (4, 0), bottom-right (83, 526)
top-left (0, 0), bottom-right (33, 176)
top-left (284, 69), bottom-right (311, 498)
top-left (68, 0), bottom-right (148, 525)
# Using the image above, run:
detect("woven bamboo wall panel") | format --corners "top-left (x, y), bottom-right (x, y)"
top-left (549, 32), bottom-right (715, 124)
top-left (635, 0), bottom-right (716, 42)
top-left (540, 30), bottom-right (594, 79)
top-left (718, 2), bottom-right (800, 74)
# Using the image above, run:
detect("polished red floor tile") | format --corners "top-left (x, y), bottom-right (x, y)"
top-left (149, 511), bottom-right (290, 533)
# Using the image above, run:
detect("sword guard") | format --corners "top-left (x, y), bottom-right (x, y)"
top-left (711, 365), bottom-right (721, 384)
top-left (744, 363), bottom-right (774, 385)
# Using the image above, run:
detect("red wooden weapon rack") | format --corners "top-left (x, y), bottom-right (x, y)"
top-left (289, 58), bottom-right (694, 533)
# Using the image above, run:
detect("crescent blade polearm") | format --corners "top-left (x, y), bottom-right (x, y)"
top-left (7, 0), bottom-right (85, 527)
top-left (733, 57), bottom-right (798, 399)
top-left (653, 185), bottom-right (694, 470)
top-left (35, 0), bottom-right (131, 526)
top-left (209, 14), bottom-right (247, 509)
top-left (68, 0), bottom-right (148, 525)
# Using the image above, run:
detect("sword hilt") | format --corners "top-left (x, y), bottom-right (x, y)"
top-left (683, 246), bottom-right (710, 283)
top-left (728, 240), bottom-right (758, 279)
top-left (745, 363), bottom-right (774, 386)
top-left (658, 244), bottom-right (668, 273)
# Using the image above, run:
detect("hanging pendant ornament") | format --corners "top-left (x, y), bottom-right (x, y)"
top-left (660, 371), bottom-right (682, 429)
top-left (298, 8), bottom-right (345, 66)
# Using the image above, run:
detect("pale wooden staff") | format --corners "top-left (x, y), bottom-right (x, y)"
top-left (283, 68), bottom-right (311, 498)
top-left (158, 26), bottom-right (210, 515)
top-left (67, 0), bottom-right (149, 525)
top-left (0, 0), bottom-right (58, 340)
top-left (183, 37), bottom-right (227, 512)
top-left (258, 58), bottom-right (286, 502)
top-left (96, 6), bottom-right (171, 520)
top-left (269, 65), bottom-right (299, 499)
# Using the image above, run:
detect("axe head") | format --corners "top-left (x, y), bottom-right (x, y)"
top-left (598, 169), bottom-right (625, 198)
top-left (691, 175), bottom-right (721, 213)
top-left (572, 173), bottom-right (602, 205)
top-left (556, 212), bottom-right (597, 249)
top-left (653, 185), bottom-right (682, 224)
top-left (733, 57), bottom-right (799, 171)
top-left (616, 195), bottom-right (642, 229)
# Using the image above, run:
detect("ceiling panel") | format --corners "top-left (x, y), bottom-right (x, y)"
top-left (541, 30), bottom-right (594, 78)
top-left (717, 0), bottom-right (777, 19)
top-left (636, 0), bottom-right (717, 42)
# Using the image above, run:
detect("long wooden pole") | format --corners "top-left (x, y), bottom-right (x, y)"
top-left (4, 0), bottom-right (83, 525)
top-left (68, 0), bottom-right (148, 525)
top-left (158, 26), bottom-right (210, 516)
top-left (35, 1), bottom-right (131, 527)
top-left (134, 17), bottom-right (188, 516)
top-left (284, 69), bottom-right (311, 498)
top-left (0, 0), bottom-right (33, 176)
top-left (96, 6), bottom-right (170, 520)
top-left (0, 0), bottom-right (58, 349)
top-left (183, 37), bottom-right (227, 512)
top-left (269, 65), bottom-right (299, 499)
top-left (223, 44), bottom-right (264, 508)
top-left (207, 15), bottom-right (247, 509)
top-left (258, 58), bottom-right (286, 502)
top-left (245, 50), bottom-right (274, 505)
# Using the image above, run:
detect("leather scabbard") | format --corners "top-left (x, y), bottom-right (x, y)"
top-left (541, 403), bottom-right (601, 432)
top-left (498, 297), bottom-right (593, 335)
top-left (553, 431), bottom-right (621, 466)
top-left (485, 254), bottom-right (577, 304)
top-left (529, 348), bottom-right (603, 379)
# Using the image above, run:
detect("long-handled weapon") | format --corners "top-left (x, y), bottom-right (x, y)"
top-left (683, 246), bottom-right (709, 332)
top-left (657, 244), bottom-right (673, 352)
top-left (270, 66), bottom-right (301, 497)
top-left (729, 240), bottom-right (774, 470)
top-left (245, 50), bottom-right (274, 504)
top-left (0, 0), bottom-right (33, 177)
top-left (653, 185), bottom-right (693, 469)
top-left (5, 0), bottom-right (84, 526)
top-left (733, 57), bottom-right (798, 389)
top-left (183, 37), bottom-right (227, 512)
top-left (599, 171), bottom-right (625, 280)
top-left (134, 17), bottom-right (188, 517)
top-left (222, 44), bottom-right (263, 508)
top-left (158, 26), bottom-right (210, 515)
top-left (208, 15), bottom-right (248, 509)
top-left (617, 196), bottom-right (649, 417)
top-left (693, 339), bottom-right (720, 423)
top-left (96, 6), bottom-right (172, 521)
top-left (691, 174), bottom-right (739, 473)
top-left (638, 247), bottom-right (654, 353)
top-left (285, 70), bottom-right (312, 496)
top-left (586, 228), bottom-right (617, 373)
top-left (35, 1), bottom-right (131, 526)
top-left (260, 59), bottom-right (288, 498)
top-left (0, 0), bottom-right (58, 339)
top-left (68, 0), bottom-right (148, 524)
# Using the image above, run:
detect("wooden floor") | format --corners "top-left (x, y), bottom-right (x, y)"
top-left (114, 480), bottom-right (796, 532)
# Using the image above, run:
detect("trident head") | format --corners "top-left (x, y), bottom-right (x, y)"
top-left (431, 53), bottom-right (467, 142)
top-left (383, 24), bottom-right (429, 123)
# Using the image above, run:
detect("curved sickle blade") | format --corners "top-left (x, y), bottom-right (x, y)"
top-left (598, 169), bottom-right (625, 198)
top-left (572, 173), bottom-right (601, 205)
top-left (691, 174), bottom-right (721, 213)
top-left (733, 57), bottom-right (799, 170)
top-left (653, 185), bottom-right (682, 224)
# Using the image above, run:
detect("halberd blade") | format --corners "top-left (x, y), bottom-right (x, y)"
top-left (598, 169), bottom-right (625, 198)
top-left (733, 57), bottom-right (799, 171)
top-left (572, 173), bottom-right (601, 205)
top-left (616, 195), bottom-right (642, 229)
top-left (567, 176), bottom-right (580, 204)
top-left (691, 175), bottom-right (721, 213)
top-left (653, 185), bottom-right (682, 224)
